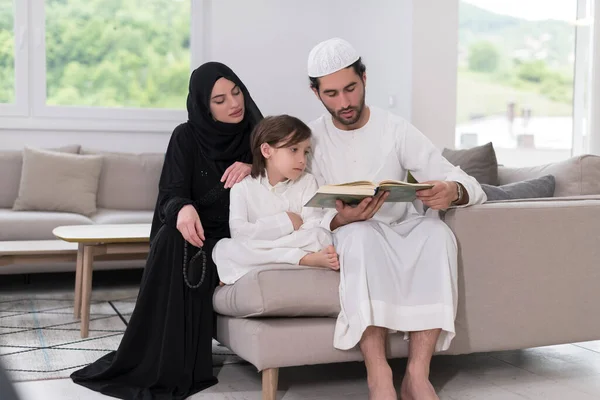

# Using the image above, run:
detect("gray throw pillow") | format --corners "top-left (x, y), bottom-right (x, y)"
top-left (482, 175), bottom-right (555, 201)
top-left (442, 142), bottom-right (499, 186)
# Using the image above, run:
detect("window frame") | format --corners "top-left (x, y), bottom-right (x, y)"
top-left (588, 0), bottom-right (600, 155)
top-left (0, 0), bottom-right (29, 117)
top-left (572, 0), bottom-right (595, 156)
top-left (1, 0), bottom-right (204, 132)
top-left (455, 0), bottom-right (595, 163)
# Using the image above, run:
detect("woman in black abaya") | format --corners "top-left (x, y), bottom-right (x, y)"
top-left (71, 62), bottom-right (263, 399)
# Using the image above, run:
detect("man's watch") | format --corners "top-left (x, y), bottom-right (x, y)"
top-left (452, 182), bottom-right (463, 205)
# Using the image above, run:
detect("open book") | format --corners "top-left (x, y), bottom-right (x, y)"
top-left (304, 180), bottom-right (434, 208)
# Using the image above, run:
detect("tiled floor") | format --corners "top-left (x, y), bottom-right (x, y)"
top-left (4, 271), bottom-right (600, 399)
top-left (12, 341), bottom-right (600, 400)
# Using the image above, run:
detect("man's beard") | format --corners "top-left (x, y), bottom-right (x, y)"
top-left (324, 88), bottom-right (366, 126)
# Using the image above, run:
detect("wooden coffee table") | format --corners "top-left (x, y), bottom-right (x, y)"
top-left (52, 224), bottom-right (151, 338)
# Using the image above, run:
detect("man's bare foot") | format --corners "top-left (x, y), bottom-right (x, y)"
top-left (368, 364), bottom-right (397, 400)
top-left (400, 370), bottom-right (438, 400)
top-left (299, 245), bottom-right (340, 270)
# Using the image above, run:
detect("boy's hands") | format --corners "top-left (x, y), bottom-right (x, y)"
top-left (287, 212), bottom-right (304, 230)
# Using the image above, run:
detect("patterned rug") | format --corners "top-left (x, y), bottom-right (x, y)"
top-left (0, 288), bottom-right (242, 382)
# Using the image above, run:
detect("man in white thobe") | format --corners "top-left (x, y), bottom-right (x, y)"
top-left (306, 38), bottom-right (487, 400)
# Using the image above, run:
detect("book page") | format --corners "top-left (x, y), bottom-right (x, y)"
top-left (378, 180), bottom-right (410, 186)
top-left (379, 180), bottom-right (433, 189)
top-left (333, 181), bottom-right (376, 187)
top-left (317, 185), bottom-right (376, 196)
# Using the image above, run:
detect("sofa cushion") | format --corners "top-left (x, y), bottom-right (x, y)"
top-left (215, 316), bottom-right (411, 371)
top-left (0, 145), bottom-right (80, 209)
top-left (12, 147), bottom-right (103, 216)
top-left (90, 208), bottom-right (154, 224)
top-left (498, 155), bottom-right (600, 197)
top-left (442, 142), bottom-right (499, 185)
top-left (482, 175), bottom-right (555, 201)
top-left (213, 265), bottom-right (341, 318)
top-left (0, 208), bottom-right (93, 241)
top-left (81, 149), bottom-right (164, 211)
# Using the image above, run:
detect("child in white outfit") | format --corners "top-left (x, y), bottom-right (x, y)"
top-left (213, 115), bottom-right (339, 285)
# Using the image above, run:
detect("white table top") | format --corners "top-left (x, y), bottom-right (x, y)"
top-left (0, 240), bottom-right (78, 256)
top-left (52, 224), bottom-right (151, 243)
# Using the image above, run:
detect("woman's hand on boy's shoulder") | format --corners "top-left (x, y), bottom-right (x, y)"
top-left (221, 162), bottom-right (252, 189)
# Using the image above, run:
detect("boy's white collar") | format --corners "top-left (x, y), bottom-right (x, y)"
top-left (260, 169), bottom-right (290, 190)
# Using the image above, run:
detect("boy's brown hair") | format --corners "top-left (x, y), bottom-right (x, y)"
top-left (250, 115), bottom-right (312, 178)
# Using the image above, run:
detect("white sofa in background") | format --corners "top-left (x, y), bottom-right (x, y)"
top-left (0, 145), bottom-right (164, 274)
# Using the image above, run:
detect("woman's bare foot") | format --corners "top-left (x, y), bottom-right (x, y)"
top-left (300, 245), bottom-right (340, 270)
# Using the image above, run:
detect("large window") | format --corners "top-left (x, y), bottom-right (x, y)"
top-left (45, 0), bottom-right (190, 109)
top-left (1, 0), bottom-right (198, 128)
top-left (456, 0), bottom-right (594, 166)
top-left (0, 1), bottom-right (15, 104)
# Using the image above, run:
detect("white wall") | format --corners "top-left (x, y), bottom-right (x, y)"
top-left (411, 0), bottom-right (459, 151)
top-left (205, 0), bottom-right (413, 123)
top-left (0, 0), bottom-right (420, 152)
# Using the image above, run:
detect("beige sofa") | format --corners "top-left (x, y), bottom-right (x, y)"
top-left (0, 145), bottom-right (162, 274)
top-left (3, 145), bottom-right (600, 398)
top-left (212, 154), bottom-right (600, 398)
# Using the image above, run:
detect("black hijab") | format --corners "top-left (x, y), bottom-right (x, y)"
top-left (186, 62), bottom-right (263, 175)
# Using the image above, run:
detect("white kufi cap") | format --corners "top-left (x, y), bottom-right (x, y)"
top-left (307, 38), bottom-right (360, 78)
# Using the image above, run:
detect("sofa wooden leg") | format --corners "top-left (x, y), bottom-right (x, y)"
top-left (262, 368), bottom-right (279, 400)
